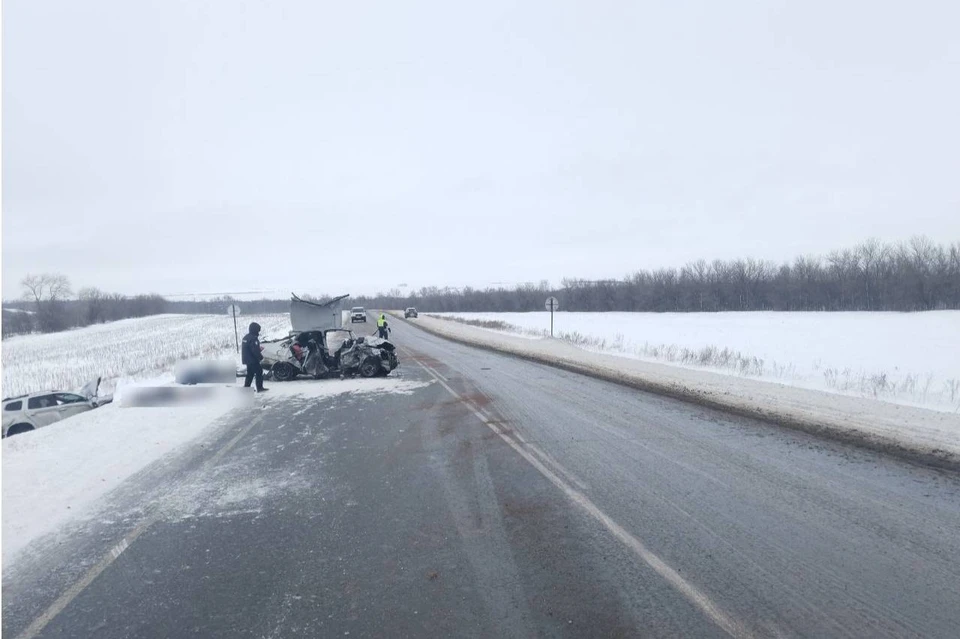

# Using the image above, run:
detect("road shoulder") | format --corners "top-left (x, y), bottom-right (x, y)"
top-left (390, 312), bottom-right (960, 472)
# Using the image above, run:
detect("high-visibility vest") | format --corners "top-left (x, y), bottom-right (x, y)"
top-left (377, 316), bottom-right (386, 327)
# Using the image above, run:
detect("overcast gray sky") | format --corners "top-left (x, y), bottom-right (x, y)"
top-left (3, 0), bottom-right (959, 299)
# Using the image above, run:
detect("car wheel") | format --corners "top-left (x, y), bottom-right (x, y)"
top-left (272, 362), bottom-right (297, 382)
top-left (359, 357), bottom-right (380, 378)
top-left (6, 423), bottom-right (35, 437)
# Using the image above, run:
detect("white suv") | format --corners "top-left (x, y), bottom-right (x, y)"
top-left (350, 307), bottom-right (367, 323)
top-left (2, 379), bottom-right (111, 437)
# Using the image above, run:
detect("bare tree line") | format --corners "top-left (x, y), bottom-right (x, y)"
top-left (358, 237), bottom-right (960, 313)
top-left (3, 237), bottom-right (958, 337)
top-left (3, 275), bottom-right (166, 337)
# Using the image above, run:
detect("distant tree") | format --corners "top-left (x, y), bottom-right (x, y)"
top-left (21, 273), bottom-right (73, 332)
top-left (2, 309), bottom-right (35, 336)
top-left (78, 287), bottom-right (107, 324)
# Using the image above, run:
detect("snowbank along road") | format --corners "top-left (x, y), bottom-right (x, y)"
top-left (431, 310), bottom-right (960, 413)
top-left (406, 312), bottom-right (960, 470)
top-left (3, 315), bottom-right (960, 637)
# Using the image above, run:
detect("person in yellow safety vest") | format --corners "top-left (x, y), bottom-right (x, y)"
top-left (377, 313), bottom-right (389, 339)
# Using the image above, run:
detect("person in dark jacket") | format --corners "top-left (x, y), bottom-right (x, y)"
top-left (242, 322), bottom-right (268, 392)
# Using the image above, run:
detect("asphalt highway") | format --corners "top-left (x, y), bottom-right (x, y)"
top-left (4, 316), bottom-right (960, 638)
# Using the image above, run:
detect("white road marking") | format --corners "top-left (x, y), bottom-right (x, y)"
top-left (398, 345), bottom-right (451, 382)
top-left (407, 352), bottom-right (754, 639)
top-left (16, 515), bottom-right (157, 639)
top-left (420, 360), bottom-right (449, 382)
top-left (524, 442), bottom-right (590, 492)
top-left (17, 414), bottom-right (266, 639)
top-left (470, 403), bottom-right (590, 492)
top-left (109, 538), bottom-right (129, 559)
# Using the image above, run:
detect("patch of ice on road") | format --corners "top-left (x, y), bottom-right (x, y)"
top-left (147, 459), bottom-right (317, 525)
top-left (264, 377), bottom-right (432, 400)
top-left (216, 478), bottom-right (273, 506)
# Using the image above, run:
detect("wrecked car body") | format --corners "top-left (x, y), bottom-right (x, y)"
top-left (261, 328), bottom-right (398, 381)
top-left (329, 330), bottom-right (399, 378)
top-left (257, 294), bottom-right (398, 382)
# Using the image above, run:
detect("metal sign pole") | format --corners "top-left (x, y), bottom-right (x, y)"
top-left (545, 296), bottom-right (559, 337)
top-left (232, 306), bottom-right (239, 353)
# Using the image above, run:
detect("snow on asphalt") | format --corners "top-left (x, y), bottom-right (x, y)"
top-left (1, 376), bottom-right (431, 568)
top-left (2, 402), bottom-right (231, 566)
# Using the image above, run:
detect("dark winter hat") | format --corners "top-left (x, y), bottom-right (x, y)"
top-left (249, 322), bottom-right (261, 334)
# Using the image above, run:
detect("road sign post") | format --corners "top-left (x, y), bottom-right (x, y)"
top-left (226, 304), bottom-right (242, 353)
top-left (544, 296), bottom-right (559, 337)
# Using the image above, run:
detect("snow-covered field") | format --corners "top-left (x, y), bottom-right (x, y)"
top-left (1, 313), bottom-right (292, 398)
top-left (432, 311), bottom-right (960, 413)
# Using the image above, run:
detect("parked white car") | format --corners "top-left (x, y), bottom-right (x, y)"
top-left (2, 378), bottom-right (112, 437)
top-left (350, 307), bottom-right (367, 323)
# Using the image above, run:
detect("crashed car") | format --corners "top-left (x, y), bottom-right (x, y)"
top-left (2, 378), bottom-right (113, 437)
top-left (261, 328), bottom-right (398, 381)
top-left (260, 330), bottom-right (327, 381)
top-left (329, 330), bottom-right (399, 378)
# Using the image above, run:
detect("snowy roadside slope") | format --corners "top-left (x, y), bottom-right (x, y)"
top-left (2, 377), bottom-right (431, 568)
top-left (394, 313), bottom-right (960, 470)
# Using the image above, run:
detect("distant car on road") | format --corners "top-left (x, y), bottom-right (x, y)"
top-left (2, 378), bottom-right (112, 437)
top-left (350, 307), bottom-right (367, 323)
top-left (404, 307), bottom-right (419, 318)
